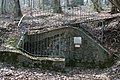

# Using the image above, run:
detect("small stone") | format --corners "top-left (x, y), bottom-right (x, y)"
top-left (48, 73), bottom-right (52, 76)
top-left (10, 66), bottom-right (15, 70)
top-left (4, 45), bottom-right (15, 50)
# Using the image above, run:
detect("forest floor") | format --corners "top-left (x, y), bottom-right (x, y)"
top-left (0, 60), bottom-right (120, 80)
top-left (0, 9), bottom-right (120, 79)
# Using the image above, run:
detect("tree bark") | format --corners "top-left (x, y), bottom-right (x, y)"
top-left (111, 4), bottom-right (118, 14)
top-left (91, 0), bottom-right (103, 13)
top-left (13, 0), bottom-right (22, 18)
top-left (53, 0), bottom-right (62, 13)
top-left (38, 0), bottom-right (41, 9)
top-left (109, 0), bottom-right (120, 14)
top-left (42, 0), bottom-right (45, 10)
top-left (28, 0), bottom-right (31, 7)
top-left (66, 0), bottom-right (70, 7)
top-left (1, 0), bottom-right (7, 14)
top-left (23, 0), bottom-right (25, 4)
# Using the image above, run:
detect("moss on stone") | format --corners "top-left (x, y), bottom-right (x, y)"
top-left (5, 35), bottom-right (17, 47)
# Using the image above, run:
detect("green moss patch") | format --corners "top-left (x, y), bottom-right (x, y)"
top-left (5, 35), bottom-right (17, 47)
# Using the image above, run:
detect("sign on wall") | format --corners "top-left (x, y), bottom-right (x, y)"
top-left (74, 37), bottom-right (82, 47)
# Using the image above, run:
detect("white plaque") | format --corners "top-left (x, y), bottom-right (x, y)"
top-left (74, 37), bottom-right (82, 44)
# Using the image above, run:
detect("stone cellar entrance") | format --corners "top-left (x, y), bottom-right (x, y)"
top-left (0, 0), bottom-right (115, 68)
top-left (14, 0), bottom-right (114, 68)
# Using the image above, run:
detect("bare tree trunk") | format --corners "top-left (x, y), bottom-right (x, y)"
top-left (105, 0), bottom-right (109, 5)
top-left (53, 0), bottom-right (62, 13)
top-left (109, 0), bottom-right (120, 11)
top-left (91, 0), bottom-right (103, 13)
top-left (28, 0), bottom-right (31, 7)
top-left (38, 0), bottom-right (41, 9)
top-left (13, 0), bottom-right (22, 18)
top-left (42, 0), bottom-right (45, 10)
top-left (111, 4), bottom-right (118, 14)
top-left (23, 0), bottom-right (25, 4)
top-left (1, 0), bottom-right (6, 14)
top-left (108, 0), bottom-right (120, 14)
top-left (86, 0), bottom-right (89, 4)
top-left (66, 0), bottom-right (70, 7)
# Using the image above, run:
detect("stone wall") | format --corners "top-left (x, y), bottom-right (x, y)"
top-left (64, 27), bottom-right (113, 68)
top-left (22, 27), bottom-right (113, 68)
top-left (0, 51), bottom-right (65, 71)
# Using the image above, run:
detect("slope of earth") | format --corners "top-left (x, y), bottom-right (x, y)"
top-left (103, 19), bottom-right (120, 56)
